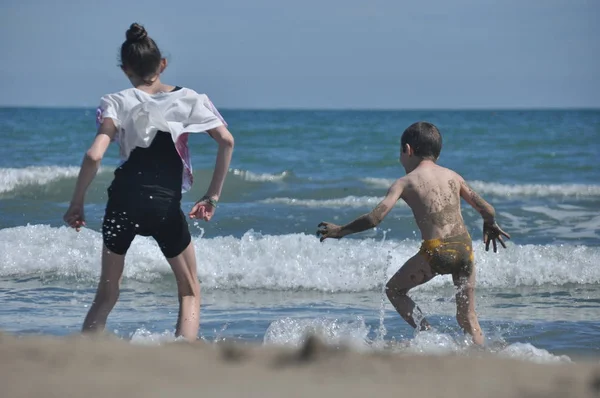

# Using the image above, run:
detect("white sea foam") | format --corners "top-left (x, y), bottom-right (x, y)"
top-left (262, 316), bottom-right (572, 363)
top-left (264, 316), bottom-right (372, 351)
top-left (361, 177), bottom-right (600, 198)
top-left (125, 316), bottom-right (573, 364)
top-left (0, 166), bottom-right (84, 193)
top-left (230, 168), bottom-right (290, 182)
top-left (260, 196), bottom-right (387, 208)
top-left (1, 225), bottom-right (598, 291)
top-left (496, 342), bottom-right (571, 364)
top-left (0, 166), bottom-right (289, 196)
top-left (2, 166), bottom-right (598, 200)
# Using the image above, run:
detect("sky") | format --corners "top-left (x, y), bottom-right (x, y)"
top-left (1, 0), bottom-right (598, 109)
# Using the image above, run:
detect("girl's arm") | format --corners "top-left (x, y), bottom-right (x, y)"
top-left (64, 119), bottom-right (117, 230)
top-left (189, 125), bottom-right (234, 221)
top-left (203, 125), bottom-right (235, 201)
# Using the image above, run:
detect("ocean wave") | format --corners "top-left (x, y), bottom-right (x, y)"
top-left (131, 317), bottom-right (571, 364)
top-left (3, 166), bottom-right (598, 200)
top-left (230, 168), bottom-right (291, 182)
top-left (0, 166), bottom-right (85, 194)
top-left (263, 317), bottom-right (571, 363)
top-left (259, 196), bottom-right (388, 208)
top-left (1, 225), bottom-right (598, 291)
top-left (361, 178), bottom-right (600, 198)
top-left (0, 166), bottom-right (290, 199)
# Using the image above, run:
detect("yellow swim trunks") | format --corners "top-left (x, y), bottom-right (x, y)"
top-left (419, 232), bottom-right (475, 275)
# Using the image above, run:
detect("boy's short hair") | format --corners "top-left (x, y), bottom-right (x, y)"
top-left (401, 122), bottom-right (442, 160)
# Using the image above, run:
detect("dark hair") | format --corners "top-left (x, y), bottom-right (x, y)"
top-left (400, 122), bottom-right (442, 160)
top-left (120, 23), bottom-right (162, 84)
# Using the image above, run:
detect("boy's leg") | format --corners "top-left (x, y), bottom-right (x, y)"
top-left (82, 245), bottom-right (125, 333)
top-left (386, 253), bottom-right (435, 330)
top-left (166, 242), bottom-right (201, 342)
top-left (452, 268), bottom-right (484, 346)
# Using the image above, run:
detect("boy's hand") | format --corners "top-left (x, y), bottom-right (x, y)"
top-left (483, 221), bottom-right (510, 252)
top-left (317, 222), bottom-right (343, 242)
top-left (64, 203), bottom-right (86, 232)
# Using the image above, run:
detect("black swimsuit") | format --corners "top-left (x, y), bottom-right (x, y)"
top-left (102, 86), bottom-right (192, 258)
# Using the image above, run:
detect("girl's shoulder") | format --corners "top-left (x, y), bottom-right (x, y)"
top-left (101, 87), bottom-right (137, 100)
top-left (99, 89), bottom-right (139, 110)
top-left (179, 87), bottom-right (209, 100)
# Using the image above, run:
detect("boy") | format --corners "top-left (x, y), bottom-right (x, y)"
top-left (317, 122), bottom-right (510, 346)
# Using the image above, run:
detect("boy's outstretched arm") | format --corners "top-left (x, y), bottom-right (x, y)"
top-left (458, 176), bottom-right (511, 252)
top-left (317, 179), bottom-right (406, 242)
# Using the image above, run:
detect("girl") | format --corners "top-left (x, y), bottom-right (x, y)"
top-left (63, 23), bottom-right (234, 341)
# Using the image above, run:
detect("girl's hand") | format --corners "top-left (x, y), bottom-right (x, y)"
top-left (64, 203), bottom-right (86, 232)
top-left (189, 196), bottom-right (217, 222)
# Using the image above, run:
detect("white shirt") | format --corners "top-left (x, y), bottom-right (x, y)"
top-left (95, 87), bottom-right (227, 192)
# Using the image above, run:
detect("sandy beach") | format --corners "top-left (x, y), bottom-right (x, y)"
top-left (1, 331), bottom-right (598, 398)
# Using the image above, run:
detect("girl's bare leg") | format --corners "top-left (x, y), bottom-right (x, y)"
top-left (166, 242), bottom-right (201, 341)
top-left (82, 245), bottom-right (125, 333)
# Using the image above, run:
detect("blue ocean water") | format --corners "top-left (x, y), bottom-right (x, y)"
top-left (0, 107), bottom-right (599, 362)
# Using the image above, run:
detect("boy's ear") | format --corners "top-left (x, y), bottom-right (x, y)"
top-left (404, 143), bottom-right (413, 156)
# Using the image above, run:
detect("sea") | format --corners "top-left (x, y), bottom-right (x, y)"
top-left (1, 107), bottom-right (599, 363)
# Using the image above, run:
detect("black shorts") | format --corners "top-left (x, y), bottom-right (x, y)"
top-left (102, 186), bottom-right (191, 258)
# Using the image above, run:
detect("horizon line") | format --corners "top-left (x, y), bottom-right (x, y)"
top-left (0, 105), bottom-right (599, 112)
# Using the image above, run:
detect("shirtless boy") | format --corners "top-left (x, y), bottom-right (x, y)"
top-left (317, 121), bottom-right (510, 346)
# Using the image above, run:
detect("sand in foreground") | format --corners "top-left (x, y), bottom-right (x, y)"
top-left (1, 332), bottom-right (599, 398)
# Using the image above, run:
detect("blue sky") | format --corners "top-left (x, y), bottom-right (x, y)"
top-left (1, 0), bottom-right (598, 109)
